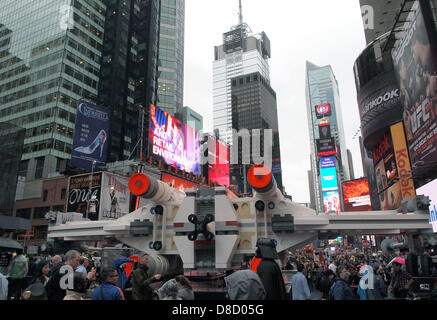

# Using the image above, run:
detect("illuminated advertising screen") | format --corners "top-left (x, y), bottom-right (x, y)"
top-left (323, 190), bottom-right (341, 213)
top-left (392, 1), bottom-right (437, 171)
top-left (317, 138), bottom-right (336, 156)
top-left (161, 173), bottom-right (198, 193)
top-left (342, 178), bottom-right (372, 212)
top-left (320, 166), bottom-right (338, 191)
top-left (319, 123), bottom-right (331, 139)
top-left (373, 130), bottom-right (398, 188)
top-left (208, 136), bottom-right (230, 187)
top-left (417, 179), bottom-right (437, 233)
top-left (150, 105), bottom-right (200, 174)
top-left (315, 103), bottom-right (332, 118)
top-left (320, 157), bottom-right (335, 168)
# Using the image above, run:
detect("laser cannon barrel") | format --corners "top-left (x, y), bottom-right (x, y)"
top-left (128, 172), bottom-right (185, 203)
top-left (247, 164), bottom-right (284, 200)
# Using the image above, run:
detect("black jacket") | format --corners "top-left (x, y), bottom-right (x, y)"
top-left (131, 265), bottom-right (156, 300)
top-left (46, 263), bottom-right (66, 300)
top-left (256, 259), bottom-right (287, 300)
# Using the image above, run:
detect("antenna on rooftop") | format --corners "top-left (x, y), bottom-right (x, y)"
top-left (239, 0), bottom-right (243, 25)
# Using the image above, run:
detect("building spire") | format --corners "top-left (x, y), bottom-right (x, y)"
top-left (239, 0), bottom-right (243, 25)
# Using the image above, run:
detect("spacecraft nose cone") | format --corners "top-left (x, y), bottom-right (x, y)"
top-left (248, 164), bottom-right (272, 189)
top-left (129, 173), bottom-right (150, 196)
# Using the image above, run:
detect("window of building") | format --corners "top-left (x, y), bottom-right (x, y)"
top-left (16, 208), bottom-right (31, 219)
top-left (61, 188), bottom-right (66, 200)
top-left (35, 157), bottom-right (45, 179)
top-left (239, 78), bottom-right (243, 85)
top-left (43, 190), bottom-right (48, 202)
top-left (33, 207), bottom-right (50, 219)
top-left (17, 160), bottom-right (29, 178)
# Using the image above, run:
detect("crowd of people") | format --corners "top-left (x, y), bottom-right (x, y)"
top-left (1, 244), bottom-right (436, 301)
top-left (0, 250), bottom-right (195, 301)
top-left (285, 249), bottom-right (437, 300)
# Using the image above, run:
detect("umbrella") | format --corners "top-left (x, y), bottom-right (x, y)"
top-left (387, 257), bottom-right (405, 267)
top-left (0, 238), bottom-right (24, 251)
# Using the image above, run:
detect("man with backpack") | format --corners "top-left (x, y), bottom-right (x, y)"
top-left (330, 266), bottom-right (355, 300)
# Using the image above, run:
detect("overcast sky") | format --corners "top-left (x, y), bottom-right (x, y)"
top-left (184, 0), bottom-right (367, 203)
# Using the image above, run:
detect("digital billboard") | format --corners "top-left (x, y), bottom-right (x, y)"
top-left (315, 103), bottom-right (332, 118)
top-left (208, 136), bottom-right (230, 187)
top-left (417, 179), bottom-right (437, 233)
top-left (373, 130), bottom-right (398, 188)
top-left (320, 166), bottom-right (338, 191)
top-left (320, 157), bottom-right (335, 168)
top-left (319, 123), bottom-right (331, 139)
top-left (317, 138), bottom-right (336, 156)
top-left (342, 178), bottom-right (372, 212)
top-left (71, 100), bottom-right (110, 170)
top-left (392, 0), bottom-right (437, 171)
top-left (323, 190), bottom-right (341, 213)
top-left (161, 173), bottom-right (198, 193)
top-left (149, 104), bottom-right (200, 175)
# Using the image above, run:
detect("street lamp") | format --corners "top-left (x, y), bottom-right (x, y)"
top-left (86, 160), bottom-right (97, 219)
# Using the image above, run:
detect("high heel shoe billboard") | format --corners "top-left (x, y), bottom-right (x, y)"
top-left (71, 100), bottom-right (110, 170)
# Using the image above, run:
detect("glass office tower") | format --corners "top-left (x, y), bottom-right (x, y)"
top-left (0, 0), bottom-right (106, 180)
top-left (156, 0), bottom-right (184, 115)
top-left (213, 23), bottom-right (271, 145)
top-left (306, 61), bottom-right (350, 213)
top-left (97, 0), bottom-right (160, 162)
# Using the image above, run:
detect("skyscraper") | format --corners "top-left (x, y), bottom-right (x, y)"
top-left (0, 0), bottom-right (107, 181)
top-left (97, 0), bottom-right (160, 163)
top-left (306, 61), bottom-right (350, 213)
top-left (230, 72), bottom-right (283, 192)
top-left (212, 4), bottom-right (270, 145)
top-left (156, 0), bottom-right (185, 115)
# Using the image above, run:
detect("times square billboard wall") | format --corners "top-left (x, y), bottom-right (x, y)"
top-left (149, 104), bottom-right (200, 175)
top-left (71, 100), bottom-right (110, 170)
top-left (392, 0), bottom-right (437, 172)
top-left (373, 122), bottom-right (416, 210)
top-left (67, 172), bottom-right (130, 221)
top-left (342, 178), bottom-right (372, 212)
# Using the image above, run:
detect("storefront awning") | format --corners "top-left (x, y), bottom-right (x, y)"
top-left (0, 215), bottom-right (31, 231)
